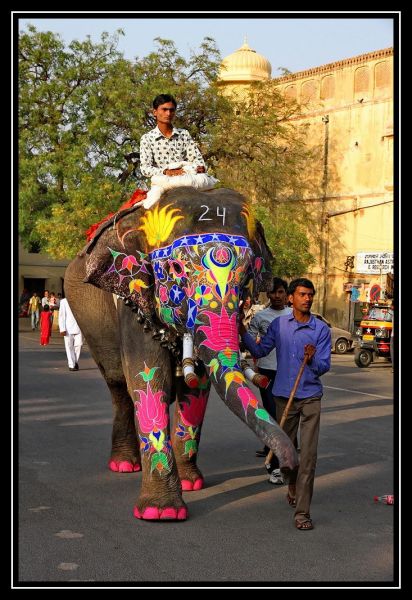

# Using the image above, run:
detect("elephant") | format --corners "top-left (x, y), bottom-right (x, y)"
top-left (64, 186), bottom-right (298, 521)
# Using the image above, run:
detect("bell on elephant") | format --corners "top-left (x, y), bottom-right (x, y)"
top-left (64, 186), bottom-right (299, 522)
top-left (174, 361), bottom-right (183, 377)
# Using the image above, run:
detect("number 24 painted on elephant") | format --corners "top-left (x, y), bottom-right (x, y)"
top-left (198, 205), bottom-right (226, 226)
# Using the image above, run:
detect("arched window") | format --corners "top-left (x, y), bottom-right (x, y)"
top-left (374, 61), bottom-right (391, 94)
top-left (354, 66), bottom-right (369, 99)
top-left (284, 84), bottom-right (297, 100)
top-left (301, 80), bottom-right (319, 102)
top-left (320, 75), bottom-right (335, 100)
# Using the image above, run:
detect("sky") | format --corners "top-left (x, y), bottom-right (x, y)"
top-left (16, 12), bottom-right (396, 76)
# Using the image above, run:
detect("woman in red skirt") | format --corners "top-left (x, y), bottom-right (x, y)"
top-left (40, 304), bottom-right (52, 346)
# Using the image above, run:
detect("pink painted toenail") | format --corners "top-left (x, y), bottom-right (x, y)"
top-left (192, 478), bottom-right (204, 490)
top-left (160, 508), bottom-right (178, 519)
top-left (177, 507), bottom-right (188, 520)
top-left (133, 506), bottom-right (142, 519)
top-left (109, 460), bottom-right (141, 473)
top-left (118, 461), bottom-right (134, 472)
top-left (181, 479), bottom-right (193, 491)
top-left (142, 507), bottom-right (160, 520)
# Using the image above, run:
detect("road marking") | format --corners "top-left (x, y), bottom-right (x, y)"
top-left (324, 385), bottom-right (392, 399)
top-left (28, 506), bottom-right (51, 512)
top-left (55, 530), bottom-right (84, 539)
top-left (58, 563), bottom-right (79, 571)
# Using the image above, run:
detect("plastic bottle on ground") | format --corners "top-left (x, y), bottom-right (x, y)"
top-left (373, 494), bottom-right (394, 505)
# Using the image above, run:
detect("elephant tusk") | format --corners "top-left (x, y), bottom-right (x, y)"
top-left (240, 359), bottom-right (270, 390)
top-left (182, 333), bottom-right (199, 388)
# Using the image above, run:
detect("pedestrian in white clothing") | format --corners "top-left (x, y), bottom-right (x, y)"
top-left (58, 297), bottom-right (83, 371)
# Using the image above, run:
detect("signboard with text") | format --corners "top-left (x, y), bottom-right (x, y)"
top-left (355, 252), bottom-right (393, 274)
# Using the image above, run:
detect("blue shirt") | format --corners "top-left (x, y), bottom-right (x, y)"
top-left (241, 313), bottom-right (331, 399)
top-left (248, 306), bottom-right (292, 370)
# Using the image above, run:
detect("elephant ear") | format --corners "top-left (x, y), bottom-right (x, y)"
top-left (250, 219), bottom-right (274, 293)
top-left (83, 217), bottom-right (155, 315)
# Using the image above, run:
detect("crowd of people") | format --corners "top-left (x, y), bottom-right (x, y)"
top-left (26, 289), bottom-right (62, 335)
top-left (23, 289), bottom-right (83, 371)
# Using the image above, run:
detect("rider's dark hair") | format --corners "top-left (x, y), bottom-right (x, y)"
top-left (288, 278), bottom-right (316, 295)
top-left (153, 94), bottom-right (177, 109)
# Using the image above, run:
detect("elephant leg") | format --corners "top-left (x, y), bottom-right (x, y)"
top-left (117, 302), bottom-right (187, 520)
top-left (64, 257), bottom-right (141, 473)
top-left (173, 365), bottom-right (210, 491)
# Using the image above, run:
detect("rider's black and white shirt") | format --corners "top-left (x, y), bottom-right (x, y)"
top-left (139, 126), bottom-right (205, 178)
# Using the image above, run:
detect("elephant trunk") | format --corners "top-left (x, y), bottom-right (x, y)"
top-left (193, 325), bottom-right (298, 471)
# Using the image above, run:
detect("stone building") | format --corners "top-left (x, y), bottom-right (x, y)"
top-left (18, 239), bottom-right (69, 300)
top-left (218, 42), bottom-right (394, 329)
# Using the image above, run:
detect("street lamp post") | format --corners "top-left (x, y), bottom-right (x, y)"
top-left (320, 115), bottom-right (330, 315)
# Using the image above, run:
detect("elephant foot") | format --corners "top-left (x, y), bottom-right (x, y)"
top-left (176, 463), bottom-right (204, 490)
top-left (133, 506), bottom-right (188, 521)
top-left (108, 459), bottom-right (141, 473)
top-left (181, 478), bottom-right (204, 491)
top-left (134, 488), bottom-right (188, 521)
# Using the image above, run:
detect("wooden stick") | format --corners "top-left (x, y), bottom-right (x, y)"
top-left (265, 352), bottom-right (310, 467)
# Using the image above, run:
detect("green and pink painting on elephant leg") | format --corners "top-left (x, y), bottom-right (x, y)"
top-left (175, 388), bottom-right (209, 458)
top-left (134, 363), bottom-right (172, 475)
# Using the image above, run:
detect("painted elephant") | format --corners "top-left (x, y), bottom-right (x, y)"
top-left (64, 186), bottom-right (298, 521)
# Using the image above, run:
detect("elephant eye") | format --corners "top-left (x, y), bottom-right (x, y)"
top-left (166, 259), bottom-right (188, 281)
top-left (169, 261), bottom-right (183, 275)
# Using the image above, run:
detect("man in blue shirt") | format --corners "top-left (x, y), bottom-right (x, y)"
top-left (239, 278), bottom-right (331, 531)
top-left (248, 277), bottom-right (292, 483)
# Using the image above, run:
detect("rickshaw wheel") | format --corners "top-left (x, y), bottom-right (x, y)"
top-left (354, 348), bottom-right (373, 368)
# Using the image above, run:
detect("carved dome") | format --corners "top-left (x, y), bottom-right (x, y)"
top-left (219, 41), bottom-right (272, 82)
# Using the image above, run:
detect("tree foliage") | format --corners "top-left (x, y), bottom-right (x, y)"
top-left (18, 26), bottom-right (318, 277)
top-left (19, 27), bottom-right (225, 258)
top-left (254, 205), bottom-right (315, 278)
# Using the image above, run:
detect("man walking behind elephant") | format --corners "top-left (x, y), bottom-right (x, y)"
top-left (239, 278), bottom-right (331, 531)
top-left (58, 297), bottom-right (83, 372)
top-left (248, 277), bottom-right (292, 483)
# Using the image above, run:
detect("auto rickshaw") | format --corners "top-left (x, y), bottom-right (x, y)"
top-left (353, 304), bottom-right (393, 367)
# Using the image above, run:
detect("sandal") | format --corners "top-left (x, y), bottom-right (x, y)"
top-left (286, 493), bottom-right (297, 508)
top-left (295, 519), bottom-right (313, 531)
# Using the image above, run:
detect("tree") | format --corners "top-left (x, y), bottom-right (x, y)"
top-left (254, 205), bottom-right (315, 278)
top-left (18, 27), bottom-right (318, 277)
top-left (19, 28), bottom-right (225, 258)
